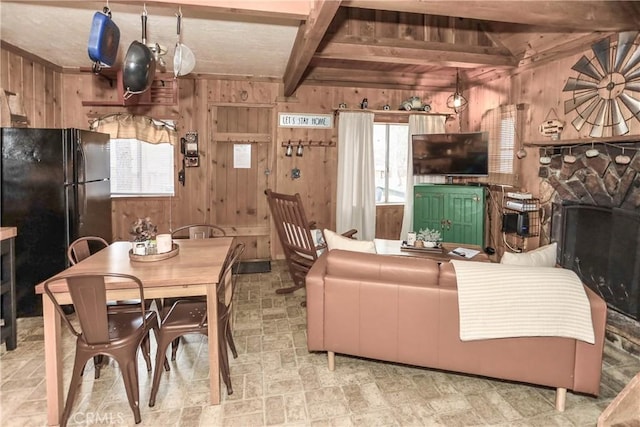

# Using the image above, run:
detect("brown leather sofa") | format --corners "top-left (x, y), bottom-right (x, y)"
top-left (306, 250), bottom-right (607, 411)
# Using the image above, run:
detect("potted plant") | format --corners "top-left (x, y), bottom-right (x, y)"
top-left (130, 217), bottom-right (157, 243)
top-left (416, 227), bottom-right (441, 248)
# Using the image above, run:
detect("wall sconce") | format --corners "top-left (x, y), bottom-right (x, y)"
top-left (296, 140), bottom-right (304, 157)
top-left (285, 141), bottom-right (293, 157)
top-left (446, 69), bottom-right (468, 113)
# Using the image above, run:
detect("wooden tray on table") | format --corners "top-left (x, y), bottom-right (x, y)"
top-left (400, 242), bottom-right (443, 254)
top-left (129, 243), bottom-right (180, 262)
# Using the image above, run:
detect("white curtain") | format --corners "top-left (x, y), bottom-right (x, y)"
top-left (337, 111), bottom-right (376, 240)
top-left (400, 114), bottom-right (447, 239)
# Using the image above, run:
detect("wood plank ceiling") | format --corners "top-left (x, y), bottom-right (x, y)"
top-left (2, 1), bottom-right (639, 97)
top-left (283, 0), bottom-right (640, 96)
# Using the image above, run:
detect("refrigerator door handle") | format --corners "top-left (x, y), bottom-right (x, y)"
top-left (77, 140), bottom-right (87, 184)
top-left (77, 184), bottom-right (87, 229)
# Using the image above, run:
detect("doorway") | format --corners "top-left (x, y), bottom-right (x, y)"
top-left (209, 105), bottom-right (274, 260)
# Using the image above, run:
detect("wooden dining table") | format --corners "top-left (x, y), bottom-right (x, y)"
top-left (35, 238), bottom-right (234, 426)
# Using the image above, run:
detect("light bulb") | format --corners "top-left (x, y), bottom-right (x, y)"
top-left (585, 147), bottom-right (599, 158)
top-left (453, 95), bottom-right (462, 108)
top-left (615, 154), bottom-right (631, 165)
top-left (539, 149), bottom-right (551, 165)
top-left (615, 148), bottom-right (630, 165)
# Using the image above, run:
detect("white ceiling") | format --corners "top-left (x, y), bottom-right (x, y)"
top-left (2, 1), bottom-right (639, 94)
top-left (0, 1), bottom-right (301, 78)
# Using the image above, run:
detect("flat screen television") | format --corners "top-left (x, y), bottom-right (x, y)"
top-left (412, 131), bottom-right (489, 176)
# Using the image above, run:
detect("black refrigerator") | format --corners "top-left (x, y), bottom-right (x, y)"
top-left (1, 128), bottom-right (112, 317)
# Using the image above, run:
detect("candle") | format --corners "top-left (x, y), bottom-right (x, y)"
top-left (156, 234), bottom-right (173, 254)
top-left (407, 231), bottom-right (417, 246)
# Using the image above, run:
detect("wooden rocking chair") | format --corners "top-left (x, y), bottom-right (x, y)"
top-left (265, 189), bottom-right (357, 295)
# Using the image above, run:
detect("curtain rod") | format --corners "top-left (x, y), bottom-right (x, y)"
top-left (88, 112), bottom-right (176, 131)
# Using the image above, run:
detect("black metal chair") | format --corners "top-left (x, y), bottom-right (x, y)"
top-left (149, 243), bottom-right (245, 406)
top-left (43, 273), bottom-right (159, 426)
top-left (163, 224), bottom-right (227, 358)
top-left (67, 236), bottom-right (109, 265)
top-left (67, 236), bottom-right (153, 379)
top-left (171, 224), bottom-right (226, 239)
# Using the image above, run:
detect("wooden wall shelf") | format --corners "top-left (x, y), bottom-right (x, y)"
top-left (334, 109), bottom-right (451, 124)
top-left (335, 108), bottom-right (450, 116)
top-left (1, 90), bottom-right (28, 126)
top-left (525, 134), bottom-right (640, 147)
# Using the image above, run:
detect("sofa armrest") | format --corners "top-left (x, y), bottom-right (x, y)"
top-left (573, 285), bottom-right (607, 395)
top-left (306, 252), bottom-right (329, 351)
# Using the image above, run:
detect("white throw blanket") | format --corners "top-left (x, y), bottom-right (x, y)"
top-left (451, 260), bottom-right (595, 344)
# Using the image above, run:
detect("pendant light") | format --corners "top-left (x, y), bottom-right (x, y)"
top-left (446, 69), bottom-right (468, 114)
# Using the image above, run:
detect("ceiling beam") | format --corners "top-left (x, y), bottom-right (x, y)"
top-left (518, 32), bottom-right (615, 68)
top-left (283, 0), bottom-right (342, 97)
top-left (122, 0), bottom-right (310, 20)
top-left (317, 36), bottom-right (518, 68)
top-left (304, 67), bottom-right (455, 91)
top-left (342, 1), bottom-right (640, 31)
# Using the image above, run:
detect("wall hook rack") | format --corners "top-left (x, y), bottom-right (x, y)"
top-left (280, 140), bottom-right (336, 148)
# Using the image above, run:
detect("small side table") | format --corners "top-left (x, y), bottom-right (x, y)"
top-left (1, 227), bottom-right (17, 350)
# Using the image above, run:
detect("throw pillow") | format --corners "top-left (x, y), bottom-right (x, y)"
top-left (324, 229), bottom-right (377, 253)
top-left (310, 229), bottom-right (326, 257)
top-left (500, 242), bottom-right (557, 267)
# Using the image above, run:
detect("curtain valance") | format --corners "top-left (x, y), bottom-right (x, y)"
top-left (90, 114), bottom-right (177, 145)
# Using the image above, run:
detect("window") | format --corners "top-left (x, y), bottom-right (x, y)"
top-left (494, 115), bottom-right (515, 174)
top-left (482, 104), bottom-right (518, 184)
top-left (374, 123), bottom-right (409, 203)
top-left (110, 138), bottom-right (174, 196)
top-left (92, 114), bottom-right (177, 197)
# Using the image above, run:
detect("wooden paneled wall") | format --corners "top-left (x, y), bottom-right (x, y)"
top-left (0, 47), bottom-right (62, 128)
top-left (4, 42), bottom-right (639, 261)
top-left (465, 50), bottom-right (640, 258)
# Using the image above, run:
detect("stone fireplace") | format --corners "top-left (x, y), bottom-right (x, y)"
top-left (540, 141), bottom-right (640, 356)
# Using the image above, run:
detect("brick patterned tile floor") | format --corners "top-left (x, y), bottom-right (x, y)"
top-left (1, 261), bottom-right (639, 426)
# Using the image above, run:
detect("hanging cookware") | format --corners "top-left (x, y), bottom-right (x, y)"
top-left (87, 5), bottom-right (120, 73)
top-left (122, 8), bottom-right (156, 98)
top-left (173, 8), bottom-right (196, 77)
